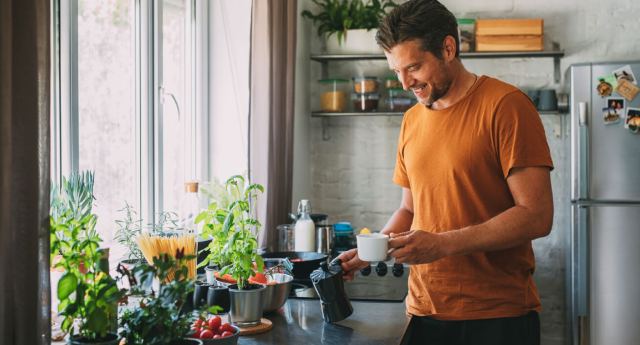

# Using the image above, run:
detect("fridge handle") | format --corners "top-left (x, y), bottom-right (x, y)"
top-left (578, 102), bottom-right (588, 126)
top-left (573, 205), bottom-right (590, 345)
top-left (572, 101), bottom-right (589, 200)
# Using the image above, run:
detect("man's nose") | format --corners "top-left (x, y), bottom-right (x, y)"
top-left (399, 72), bottom-right (413, 91)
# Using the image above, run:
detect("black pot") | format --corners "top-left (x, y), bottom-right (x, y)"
top-left (262, 251), bottom-right (328, 280)
top-left (67, 333), bottom-right (119, 345)
top-left (207, 284), bottom-right (230, 313)
top-left (196, 237), bottom-right (212, 274)
top-left (193, 281), bottom-right (212, 309)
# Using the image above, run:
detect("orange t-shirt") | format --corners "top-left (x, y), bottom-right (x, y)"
top-left (393, 76), bottom-right (554, 320)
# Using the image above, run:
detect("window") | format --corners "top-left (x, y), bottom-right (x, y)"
top-left (51, 0), bottom-right (202, 263)
top-left (76, 0), bottom-right (136, 257)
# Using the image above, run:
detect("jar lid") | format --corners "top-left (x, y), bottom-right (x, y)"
top-left (184, 181), bottom-right (199, 193)
top-left (351, 93), bottom-right (380, 100)
top-left (456, 18), bottom-right (476, 25)
top-left (318, 78), bottom-right (349, 83)
top-left (334, 222), bottom-right (353, 232)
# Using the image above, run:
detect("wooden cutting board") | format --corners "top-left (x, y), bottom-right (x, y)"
top-left (226, 316), bottom-right (273, 335)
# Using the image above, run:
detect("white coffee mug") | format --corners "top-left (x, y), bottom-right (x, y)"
top-left (356, 233), bottom-right (389, 262)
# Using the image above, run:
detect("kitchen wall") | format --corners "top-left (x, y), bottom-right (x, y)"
top-left (292, 1), bottom-right (640, 344)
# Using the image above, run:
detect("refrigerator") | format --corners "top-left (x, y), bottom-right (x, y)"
top-left (568, 62), bottom-right (640, 345)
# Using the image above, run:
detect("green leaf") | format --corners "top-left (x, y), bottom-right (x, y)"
top-left (61, 316), bottom-right (74, 333)
top-left (85, 308), bottom-right (108, 336)
top-left (57, 273), bottom-right (77, 300)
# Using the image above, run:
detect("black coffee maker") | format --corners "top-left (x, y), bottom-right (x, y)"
top-left (310, 258), bottom-right (353, 323)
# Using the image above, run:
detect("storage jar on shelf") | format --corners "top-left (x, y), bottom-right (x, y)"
top-left (385, 88), bottom-right (415, 112)
top-left (352, 76), bottom-right (379, 94)
top-left (319, 78), bottom-right (349, 112)
top-left (352, 93), bottom-right (379, 112)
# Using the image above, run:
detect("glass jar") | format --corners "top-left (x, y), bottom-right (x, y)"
top-left (319, 78), bottom-right (349, 112)
top-left (352, 93), bottom-right (379, 112)
top-left (352, 76), bottom-right (379, 94)
top-left (386, 88), bottom-right (415, 111)
top-left (457, 18), bottom-right (476, 52)
top-left (384, 76), bottom-right (402, 89)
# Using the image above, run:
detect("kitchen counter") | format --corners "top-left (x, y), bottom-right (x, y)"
top-left (238, 299), bottom-right (409, 345)
top-left (52, 299), bottom-right (409, 344)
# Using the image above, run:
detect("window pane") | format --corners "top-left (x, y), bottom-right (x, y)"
top-left (77, 0), bottom-right (136, 262)
top-left (160, 0), bottom-right (191, 214)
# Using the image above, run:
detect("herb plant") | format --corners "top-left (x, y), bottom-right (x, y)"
top-left (114, 202), bottom-right (144, 262)
top-left (196, 175), bottom-right (265, 289)
top-left (118, 251), bottom-right (209, 345)
top-left (301, 0), bottom-right (397, 44)
top-left (114, 202), bottom-right (183, 263)
top-left (50, 171), bottom-right (123, 341)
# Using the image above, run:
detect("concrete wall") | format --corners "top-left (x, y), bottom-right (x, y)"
top-left (292, 1), bottom-right (640, 344)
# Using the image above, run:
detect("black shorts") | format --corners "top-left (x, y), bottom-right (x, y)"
top-left (400, 311), bottom-right (540, 345)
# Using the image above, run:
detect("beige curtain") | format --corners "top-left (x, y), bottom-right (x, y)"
top-left (0, 0), bottom-right (50, 344)
top-left (250, 0), bottom-right (297, 252)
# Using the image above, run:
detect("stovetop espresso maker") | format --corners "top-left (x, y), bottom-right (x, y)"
top-left (310, 258), bottom-right (353, 323)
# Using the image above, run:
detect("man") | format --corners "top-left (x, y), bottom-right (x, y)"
top-left (337, 1), bottom-right (554, 344)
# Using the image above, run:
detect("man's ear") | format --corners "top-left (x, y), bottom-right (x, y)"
top-left (442, 35), bottom-right (457, 62)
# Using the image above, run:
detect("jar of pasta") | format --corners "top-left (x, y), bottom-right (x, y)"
top-left (319, 78), bottom-right (349, 112)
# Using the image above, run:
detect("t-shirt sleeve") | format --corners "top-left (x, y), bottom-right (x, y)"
top-left (494, 90), bottom-right (554, 178)
top-left (393, 117), bottom-right (410, 188)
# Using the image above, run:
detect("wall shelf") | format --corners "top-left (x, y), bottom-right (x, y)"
top-left (314, 110), bottom-right (567, 140)
top-left (311, 42), bottom-right (565, 140)
top-left (312, 110), bottom-right (566, 117)
top-left (311, 42), bottom-right (564, 82)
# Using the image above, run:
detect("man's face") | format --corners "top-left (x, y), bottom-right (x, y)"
top-left (384, 39), bottom-right (453, 107)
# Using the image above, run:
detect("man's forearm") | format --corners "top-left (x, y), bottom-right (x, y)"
top-left (442, 203), bottom-right (553, 257)
top-left (381, 207), bottom-right (413, 236)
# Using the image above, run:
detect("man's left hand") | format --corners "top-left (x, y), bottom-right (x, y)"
top-left (388, 230), bottom-right (448, 264)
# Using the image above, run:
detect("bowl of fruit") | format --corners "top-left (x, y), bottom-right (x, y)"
top-left (190, 315), bottom-right (240, 345)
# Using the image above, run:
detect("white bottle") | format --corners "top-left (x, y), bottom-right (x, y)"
top-left (294, 200), bottom-right (316, 252)
top-left (180, 181), bottom-right (201, 235)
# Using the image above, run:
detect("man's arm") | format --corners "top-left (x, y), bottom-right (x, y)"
top-left (389, 166), bottom-right (553, 264)
top-left (338, 188), bottom-right (414, 279)
top-left (381, 187), bottom-right (414, 235)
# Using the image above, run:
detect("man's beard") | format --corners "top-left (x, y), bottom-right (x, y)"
top-left (421, 79), bottom-right (452, 107)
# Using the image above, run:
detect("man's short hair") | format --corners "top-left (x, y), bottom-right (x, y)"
top-left (376, 0), bottom-right (460, 59)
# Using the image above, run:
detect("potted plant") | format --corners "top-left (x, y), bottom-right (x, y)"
top-left (50, 171), bottom-right (123, 344)
top-left (301, 0), bottom-right (397, 53)
top-left (114, 202), bottom-right (144, 268)
top-left (117, 251), bottom-right (204, 345)
top-left (195, 175), bottom-right (266, 326)
top-left (114, 203), bottom-right (182, 269)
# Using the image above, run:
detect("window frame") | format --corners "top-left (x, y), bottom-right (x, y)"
top-left (51, 0), bottom-right (209, 226)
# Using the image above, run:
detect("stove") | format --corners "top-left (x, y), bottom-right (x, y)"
top-left (289, 261), bottom-right (409, 302)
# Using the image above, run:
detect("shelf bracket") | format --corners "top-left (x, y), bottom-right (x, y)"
top-left (322, 117), bottom-right (330, 141)
top-left (320, 61), bottom-right (328, 79)
top-left (553, 41), bottom-right (561, 83)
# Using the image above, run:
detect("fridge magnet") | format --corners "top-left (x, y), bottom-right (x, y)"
top-left (615, 79), bottom-right (640, 101)
top-left (596, 75), bottom-right (615, 97)
top-left (606, 97), bottom-right (625, 116)
top-left (613, 65), bottom-right (637, 85)
top-left (602, 107), bottom-right (620, 125)
top-left (624, 107), bottom-right (640, 133)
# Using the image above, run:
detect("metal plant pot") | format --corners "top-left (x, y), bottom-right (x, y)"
top-left (228, 283), bottom-right (266, 326)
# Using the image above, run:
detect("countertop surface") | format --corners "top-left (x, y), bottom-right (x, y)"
top-left (52, 299), bottom-right (409, 345)
top-left (238, 298), bottom-right (409, 345)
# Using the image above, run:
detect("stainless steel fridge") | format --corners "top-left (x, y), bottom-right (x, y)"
top-left (568, 62), bottom-right (640, 345)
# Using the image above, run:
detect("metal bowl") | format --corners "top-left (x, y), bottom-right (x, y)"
top-left (262, 273), bottom-right (293, 313)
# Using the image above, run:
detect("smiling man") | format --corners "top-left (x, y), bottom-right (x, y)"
top-left (337, 1), bottom-right (554, 344)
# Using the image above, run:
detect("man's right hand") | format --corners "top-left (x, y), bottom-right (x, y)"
top-left (336, 248), bottom-right (369, 281)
